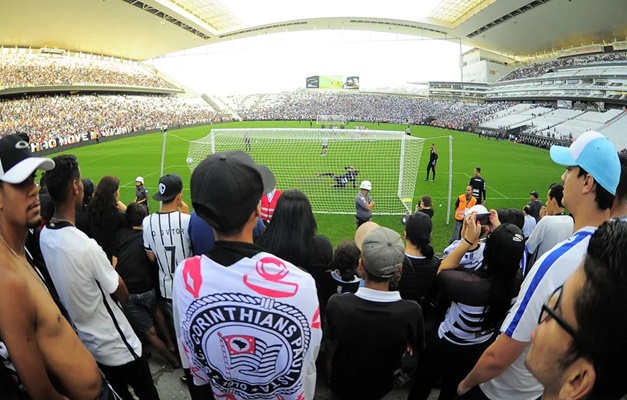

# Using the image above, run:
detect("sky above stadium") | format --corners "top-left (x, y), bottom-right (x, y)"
top-left (152, 30), bottom-right (471, 95)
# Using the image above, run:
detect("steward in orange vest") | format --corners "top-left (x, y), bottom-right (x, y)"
top-left (455, 186), bottom-right (477, 221)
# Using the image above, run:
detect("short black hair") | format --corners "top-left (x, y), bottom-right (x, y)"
top-left (523, 206), bottom-right (531, 215)
top-left (569, 221), bottom-right (627, 398)
top-left (577, 167), bottom-right (614, 210)
top-left (616, 149), bottom-right (627, 203)
top-left (46, 155), bottom-right (80, 204)
top-left (548, 183), bottom-right (565, 208)
top-left (497, 208), bottom-right (524, 230)
top-left (125, 203), bottom-right (147, 227)
top-left (475, 167), bottom-right (482, 173)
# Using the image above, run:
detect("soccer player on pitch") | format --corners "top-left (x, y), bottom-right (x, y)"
top-left (424, 143), bottom-right (438, 181)
top-left (321, 136), bottom-right (329, 157)
top-left (244, 133), bottom-right (251, 152)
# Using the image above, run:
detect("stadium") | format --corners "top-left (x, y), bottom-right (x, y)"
top-left (1, 0), bottom-right (626, 399)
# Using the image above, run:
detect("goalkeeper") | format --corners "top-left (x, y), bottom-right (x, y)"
top-left (318, 166), bottom-right (359, 188)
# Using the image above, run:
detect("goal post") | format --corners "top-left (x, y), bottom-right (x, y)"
top-left (187, 128), bottom-right (425, 214)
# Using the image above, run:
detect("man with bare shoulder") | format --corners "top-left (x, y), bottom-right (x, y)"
top-left (0, 134), bottom-right (103, 399)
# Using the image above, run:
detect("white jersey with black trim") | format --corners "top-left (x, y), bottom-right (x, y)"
top-left (143, 211), bottom-right (192, 300)
top-left (173, 253), bottom-right (322, 400)
top-left (480, 227), bottom-right (595, 400)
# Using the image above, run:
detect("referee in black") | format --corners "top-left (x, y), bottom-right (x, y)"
top-left (469, 167), bottom-right (487, 204)
top-left (424, 143), bottom-right (438, 181)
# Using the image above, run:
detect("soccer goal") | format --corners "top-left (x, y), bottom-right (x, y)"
top-left (316, 115), bottom-right (346, 125)
top-left (187, 128), bottom-right (425, 214)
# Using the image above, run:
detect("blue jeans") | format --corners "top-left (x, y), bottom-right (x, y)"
top-left (123, 290), bottom-right (156, 333)
top-left (449, 220), bottom-right (463, 244)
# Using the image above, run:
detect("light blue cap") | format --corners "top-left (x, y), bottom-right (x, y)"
top-left (550, 131), bottom-right (620, 195)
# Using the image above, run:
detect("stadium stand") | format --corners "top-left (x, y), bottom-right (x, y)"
top-left (498, 52), bottom-right (627, 82)
top-left (0, 53), bottom-right (178, 89)
top-left (0, 94), bottom-right (222, 145)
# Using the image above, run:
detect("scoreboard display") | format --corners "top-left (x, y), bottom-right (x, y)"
top-left (306, 75), bottom-right (359, 90)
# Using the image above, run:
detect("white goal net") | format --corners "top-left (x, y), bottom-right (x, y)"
top-left (316, 115), bottom-right (346, 124)
top-left (187, 128), bottom-right (424, 214)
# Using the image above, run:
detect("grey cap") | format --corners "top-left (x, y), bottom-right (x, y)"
top-left (360, 226), bottom-right (405, 278)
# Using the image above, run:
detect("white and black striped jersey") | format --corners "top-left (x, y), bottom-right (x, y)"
top-left (143, 211), bottom-right (192, 300)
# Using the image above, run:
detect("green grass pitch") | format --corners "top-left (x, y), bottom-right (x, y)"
top-left (54, 121), bottom-right (565, 253)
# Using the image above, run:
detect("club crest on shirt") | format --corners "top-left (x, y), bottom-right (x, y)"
top-left (183, 293), bottom-right (311, 399)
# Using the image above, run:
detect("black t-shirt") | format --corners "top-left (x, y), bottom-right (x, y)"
top-left (417, 208), bottom-right (434, 219)
top-left (113, 227), bottom-right (155, 294)
top-left (318, 270), bottom-right (360, 319)
top-left (90, 211), bottom-right (128, 263)
top-left (75, 205), bottom-right (91, 237)
top-left (397, 255), bottom-right (439, 304)
top-left (528, 199), bottom-right (543, 222)
top-left (469, 177), bottom-right (486, 203)
top-left (326, 293), bottom-right (424, 400)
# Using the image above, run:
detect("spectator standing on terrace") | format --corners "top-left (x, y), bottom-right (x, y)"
top-left (260, 186), bottom-right (282, 225)
top-left (469, 167), bottom-right (486, 204)
top-left (425, 143), bottom-right (438, 181)
top-left (458, 131), bottom-right (620, 400)
top-left (89, 176), bottom-right (129, 263)
top-left (41, 155), bottom-right (159, 400)
top-left (611, 148), bottom-right (627, 222)
top-left (525, 221), bottom-right (627, 400)
top-left (142, 174), bottom-right (191, 314)
top-left (134, 176), bottom-right (149, 213)
top-left (522, 206), bottom-right (536, 239)
top-left (113, 203), bottom-right (180, 369)
top-left (527, 191), bottom-right (543, 222)
top-left (525, 184), bottom-right (573, 268)
top-left (0, 136), bottom-right (105, 400)
top-left (327, 223), bottom-right (424, 400)
top-left (173, 150), bottom-right (321, 399)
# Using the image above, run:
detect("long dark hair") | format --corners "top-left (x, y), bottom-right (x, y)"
top-left (257, 189), bottom-right (317, 267)
top-left (480, 223), bottom-right (525, 328)
top-left (89, 176), bottom-right (121, 226)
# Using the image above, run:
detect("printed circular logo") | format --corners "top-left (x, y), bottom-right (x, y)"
top-left (183, 293), bottom-right (311, 399)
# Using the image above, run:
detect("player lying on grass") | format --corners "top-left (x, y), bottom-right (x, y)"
top-left (317, 166), bottom-right (360, 188)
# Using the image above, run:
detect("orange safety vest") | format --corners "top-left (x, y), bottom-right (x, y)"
top-left (455, 194), bottom-right (477, 221)
top-left (260, 189), bottom-right (282, 223)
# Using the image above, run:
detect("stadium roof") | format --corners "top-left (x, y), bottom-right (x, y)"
top-left (1, 0), bottom-right (625, 61)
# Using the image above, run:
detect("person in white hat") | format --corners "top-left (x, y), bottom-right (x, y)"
top-left (134, 176), bottom-right (148, 213)
top-left (355, 180), bottom-right (375, 228)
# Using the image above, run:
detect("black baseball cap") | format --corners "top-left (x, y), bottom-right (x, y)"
top-left (153, 174), bottom-right (183, 201)
top-left (191, 150), bottom-right (275, 232)
top-left (0, 134), bottom-right (54, 184)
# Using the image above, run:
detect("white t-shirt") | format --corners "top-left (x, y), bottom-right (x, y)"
top-left (525, 215), bottom-right (574, 268)
top-left (442, 240), bottom-right (485, 271)
top-left (40, 223), bottom-right (142, 367)
top-left (143, 211), bottom-right (192, 299)
top-left (522, 215), bottom-right (536, 238)
top-left (173, 252), bottom-right (322, 400)
top-left (480, 227), bottom-right (595, 400)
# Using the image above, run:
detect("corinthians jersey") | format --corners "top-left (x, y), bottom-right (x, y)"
top-left (173, 252), bottom-right (322, 400)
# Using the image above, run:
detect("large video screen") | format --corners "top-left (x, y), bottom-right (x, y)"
top-left (306, 75), bottom-right (359, 90)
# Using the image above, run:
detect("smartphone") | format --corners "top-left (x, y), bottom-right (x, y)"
top-left (475, 212), bottom-right (491, 226)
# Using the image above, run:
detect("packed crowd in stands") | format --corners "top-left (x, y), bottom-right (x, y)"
top-left (2, 129), bottom-right (627, 400)
top-left (0, 94), bottom-right (223, 145)
top-left (499, 51), bottom-right (627, 82)
top-left (0, 53), bottom-right (178, 89)
top-left (242, 91), bottom-right (513, 130)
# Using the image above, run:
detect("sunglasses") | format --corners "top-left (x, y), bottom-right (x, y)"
top-left (538, 285), bottom-right (582, 344)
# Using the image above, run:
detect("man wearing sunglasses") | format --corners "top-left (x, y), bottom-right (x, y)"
top-left (526, 221), bottom-right (627, 399)
top-left (458, 131), bottom-right (620, 400)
